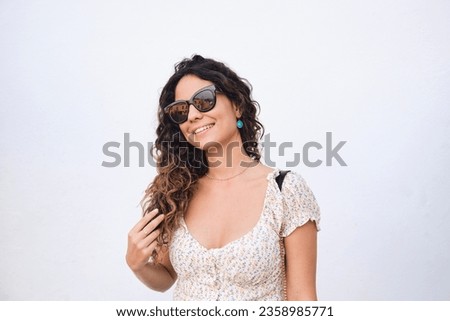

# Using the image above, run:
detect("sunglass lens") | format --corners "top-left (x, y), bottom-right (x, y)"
top-left (168, 102), bottom-right (189, 123)
top-left (193, 90), bottom-right (215, 112)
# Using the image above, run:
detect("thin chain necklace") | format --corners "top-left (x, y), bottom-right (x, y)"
top-left (205, 161), bottom-right (256, 181)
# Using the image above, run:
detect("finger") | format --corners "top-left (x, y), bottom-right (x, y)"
top-left (140, 228), bottom-right (161, 248)
top-left (139, 214), bottom-right (165, 237)
top-left (130, 208), bottom-right (159, 234)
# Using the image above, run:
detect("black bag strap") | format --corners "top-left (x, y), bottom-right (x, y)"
top-left (275, 170), bottom-right (291, 191)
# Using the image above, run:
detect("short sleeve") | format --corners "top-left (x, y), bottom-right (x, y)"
top-left (279, 171), bottom-right (321, 237)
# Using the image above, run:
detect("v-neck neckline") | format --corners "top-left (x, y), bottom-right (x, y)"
top-left (180, 169), bottom-right (279, 251)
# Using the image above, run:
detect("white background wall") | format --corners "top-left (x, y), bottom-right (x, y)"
top-left (1, 0), bottom-right (449, 300)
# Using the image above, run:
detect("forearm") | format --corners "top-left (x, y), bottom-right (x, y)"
top-left (132, 261), bottom-right (177, 292)
top-left (287, 287), bottom-right (317, 301)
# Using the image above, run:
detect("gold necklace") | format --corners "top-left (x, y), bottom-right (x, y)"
top-left (205, 162), bottom-right (255, 181)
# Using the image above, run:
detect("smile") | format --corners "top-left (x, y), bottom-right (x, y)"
top-left (193, 123), bottom-right (215, 135)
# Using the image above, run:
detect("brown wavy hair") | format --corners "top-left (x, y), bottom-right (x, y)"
top-left (141, 55), bottom-right (264, 262)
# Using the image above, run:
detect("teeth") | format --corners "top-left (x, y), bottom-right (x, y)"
top-left (194, 124), bottom-right (214, 134)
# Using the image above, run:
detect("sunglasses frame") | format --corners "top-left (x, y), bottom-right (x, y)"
top-left (163, 84), bottom-right (217, 124)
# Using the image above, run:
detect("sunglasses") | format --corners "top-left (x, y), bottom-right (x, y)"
top-left (164, 84), bottom-right (217, 124)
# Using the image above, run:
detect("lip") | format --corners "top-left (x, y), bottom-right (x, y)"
top-left (192, 123), bottom-right (215, 136)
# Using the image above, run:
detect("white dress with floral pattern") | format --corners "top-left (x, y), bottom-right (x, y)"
top-left (169, 169), bottom-right (321, 301)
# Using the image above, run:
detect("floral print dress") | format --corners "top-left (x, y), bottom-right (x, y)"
top-left (169, 169), bottom-right (321, 300)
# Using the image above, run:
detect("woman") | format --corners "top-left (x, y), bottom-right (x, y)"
top-left (126, 55), bottom-right (321, 300)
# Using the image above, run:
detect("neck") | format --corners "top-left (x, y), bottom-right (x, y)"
top-left (205, 136), bottom-right (255, 179)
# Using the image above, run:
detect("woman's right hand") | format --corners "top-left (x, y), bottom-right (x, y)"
top-left (126, 208), bottom-right (165, 272)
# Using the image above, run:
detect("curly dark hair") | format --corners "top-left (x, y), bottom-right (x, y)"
top-left (141, 55), bottom-right (264, 261)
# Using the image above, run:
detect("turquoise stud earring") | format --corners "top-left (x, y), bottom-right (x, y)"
top-left (236, 119), bottom-right (243, 129)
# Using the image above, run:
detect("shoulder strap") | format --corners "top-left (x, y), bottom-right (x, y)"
top-left (275, 170), bottom-right (291, 191)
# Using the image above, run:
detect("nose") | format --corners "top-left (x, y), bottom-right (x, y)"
top-left (186, 103), bottom-right (203, 122)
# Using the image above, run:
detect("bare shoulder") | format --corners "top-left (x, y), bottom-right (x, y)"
top-left (247, 163), bottom-right (275, 180)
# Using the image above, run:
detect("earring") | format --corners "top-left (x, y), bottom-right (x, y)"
top-left (236, 119), bottom-right (244, 129)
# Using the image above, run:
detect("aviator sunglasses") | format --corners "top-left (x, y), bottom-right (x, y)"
top-left (164, 84), bottom-right (217, 124)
